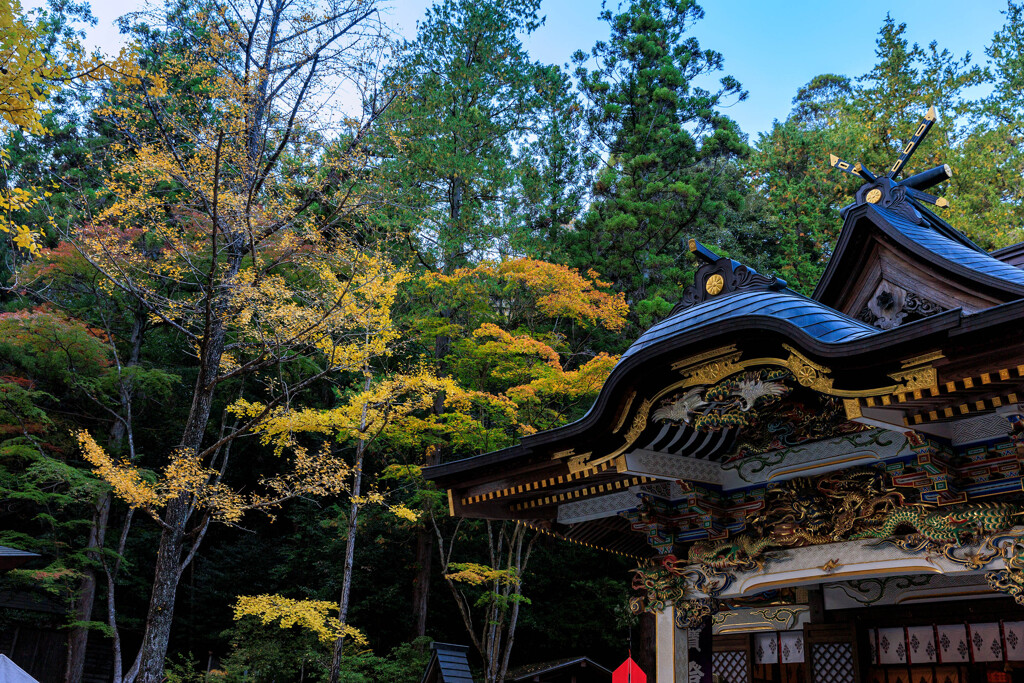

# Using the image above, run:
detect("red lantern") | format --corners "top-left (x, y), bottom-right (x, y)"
top-left (612, 656), bottom-right (647, 683)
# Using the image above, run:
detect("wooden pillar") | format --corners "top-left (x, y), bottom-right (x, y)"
top-left (652, 605), bottom-right (716, 682)
top-left (655, 606), bottom-right (679, 679)
top-left (807, 587), bottom-right (826, 624)
top-left (671, 622), bottom-right (688, 683)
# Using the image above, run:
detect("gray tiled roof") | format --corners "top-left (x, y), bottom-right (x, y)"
top-left (620, 289), bottom-right (879, 363)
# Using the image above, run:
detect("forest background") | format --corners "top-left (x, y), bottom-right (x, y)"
top-left (2, 0), bottom-right (1024, 682)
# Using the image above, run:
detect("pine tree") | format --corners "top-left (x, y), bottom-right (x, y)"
top-left (378, 0), bottom-right (570, 272)
top-left (563, 0), bottom-right (752, 331)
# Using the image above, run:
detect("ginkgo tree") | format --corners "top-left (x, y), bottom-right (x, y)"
top-left (0, 0), bottom-right (63, 258)
top-left (19, 1), bottom-right (400, 681)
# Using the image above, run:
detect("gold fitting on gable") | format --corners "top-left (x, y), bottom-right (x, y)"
top-left (782, 344), bottom-right (835, 393)
top-left (900, 351), bottom-right (945, 369)
top-left (705, 273), bottom-right (725, 295)
top-left (551, 448), bottom-right (576, 460)
top-left (671, 345), bottom-right (743, 386)
top-left (890, 366), bottom-right (938, 394)
top-left (566, 453), bottom-right (591, 473)
top-left (625, 398), bottom-right (654, 443)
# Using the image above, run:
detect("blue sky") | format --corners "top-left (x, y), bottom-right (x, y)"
top-left (45, 0), bottom-right (1014, 137)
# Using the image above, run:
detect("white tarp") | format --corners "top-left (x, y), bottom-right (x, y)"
top-left (0, 654), bottom-right (39, 683)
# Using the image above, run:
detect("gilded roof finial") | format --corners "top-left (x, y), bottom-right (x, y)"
top-left (829, 106), bottom-right (953, 223)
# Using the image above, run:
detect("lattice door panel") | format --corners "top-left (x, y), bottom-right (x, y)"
top-left (712, 650), bottom-right (748, 683)
top-left (810, 642), bottom-right (855, 683)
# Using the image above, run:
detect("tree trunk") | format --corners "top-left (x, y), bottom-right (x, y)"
top-left (634, 612), bottom-right (657, 678)
top-left (411, 443), bottom-right (440, 639)
top-left (69, 311), bottom-right (145, 683)
top-left (107, 508), bottom-right (134, 683)
top-left (329, 374), bottom-right (372, 683)
top-left (64, 492), bottom-right (110, 683)
top-left (136, 499), bottom-right (189, 683)
top-left (328, 442), bottom-right (363, 683)
top-left (410, 529), bottom-right (433, 639)
top-left (133, 308), bottom-right (227, 683)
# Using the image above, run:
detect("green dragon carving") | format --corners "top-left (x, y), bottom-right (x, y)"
top-left (687, 534), bottom-right (775, 573)
top-left (850, 503), bottom-right (1021, 545)
top-left (629, 563), bottom-right (688, 613)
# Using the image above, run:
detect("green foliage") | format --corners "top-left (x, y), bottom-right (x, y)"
top-left (563, 0), bottom-right (756, 332)
top-left (748, 11), bottom-right (1024, 291)
top-left (377, 0), bottom-right (579, 270)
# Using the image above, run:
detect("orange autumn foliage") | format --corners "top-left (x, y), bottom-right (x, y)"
top-left (423, 258), bottom-right (628, 332)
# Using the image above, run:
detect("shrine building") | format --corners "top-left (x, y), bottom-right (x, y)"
top-left (425, 109), bottom-right (1024, 683)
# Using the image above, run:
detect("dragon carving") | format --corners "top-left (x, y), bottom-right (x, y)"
top-left (629, 464), bottom-right (1024, 613)
top-left (850, 503), bottom-right (1020, 545)
top-left (988, 537), bottom-right (1024, 605)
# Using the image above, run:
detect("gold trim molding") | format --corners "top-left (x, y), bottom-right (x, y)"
top-left (664, 345), bottom-right (909, 401)
top-left (671, 345), bottom-right (743, 385)
top-left (558, 344), bottom-right (943, 475)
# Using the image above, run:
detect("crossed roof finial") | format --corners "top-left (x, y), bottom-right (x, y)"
top-left (829, 106), bottom-right (953, 222)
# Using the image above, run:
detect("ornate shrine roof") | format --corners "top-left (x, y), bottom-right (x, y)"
top-left (814, 203), bottom-right (1024, 309)
top-left (425, 109), bottom-right (1024, 602)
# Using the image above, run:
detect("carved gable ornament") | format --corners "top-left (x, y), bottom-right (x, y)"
top-left (670, 239), bottom-right (787, 316)
top-left (857, 281), bottom-right (945, 330)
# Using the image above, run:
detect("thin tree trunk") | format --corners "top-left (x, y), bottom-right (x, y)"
top-left (107, 508), bottom-right (134, 683)
top-left (68, 310), bottom-right (145, 683)
top-left (64, 493), bottom-right (110, 683)
top-left (496, 525), bottom-right (533, 683)
top-left (410, 530), bottom-right (433, 639)
top-left (329, 373), bottom-right (372, 683)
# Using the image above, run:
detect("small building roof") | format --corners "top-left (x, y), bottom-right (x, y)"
top-left (507, 656), bottom-right (611, 682)
top-left (421, 643), bottom-right (474, 683)
top-left (0, 655), bottom-right (39, 683)
top-left (0, 546), bottom-right (39, 571)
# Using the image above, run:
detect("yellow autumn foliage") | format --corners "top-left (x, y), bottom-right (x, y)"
top-left (444, 562), bottom-right (521, 587)
top-left (388, 503), bottom-right (421, 522)
top-left (233, 594), bottom-right (367, 646)
top-left (77, 431), bottom-right (354, 524)
top-left (0, 0), bottom-right (57, 135)
top-left (421, 258), bottom-right (628, 331)
top-left (77, 430), bottom-right (162, 510)
top-left (230, 370), bottom-right (463, 450)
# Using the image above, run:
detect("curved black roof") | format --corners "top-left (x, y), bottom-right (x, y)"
top-left (873, 205), bottom-right (1024, 289)
top-left (814, 203), bottom-right (1024, 302)
top-left (428, 288), bottom-right (891, 480)
top-left (620, 288), bottom-right (878, 363)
